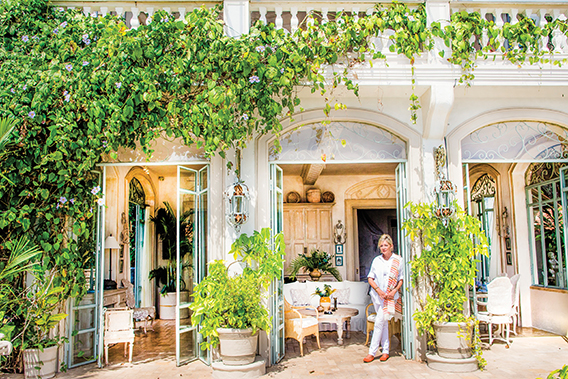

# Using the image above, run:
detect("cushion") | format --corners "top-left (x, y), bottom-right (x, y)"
top-left (348, 281), bottom-right (371, 304)
top-left (333, 288), bottom-right (350, 305)
top-left (290, 289), bottom-right (312, 306)
top-left (291, 317), bottom-right (318, 328)
top-left (368, 313), bottom-right (377, 322)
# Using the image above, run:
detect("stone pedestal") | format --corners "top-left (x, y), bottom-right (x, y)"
top-left (212, 355), bottom-right (265, 379)
top-left (426, 352), bottom-right (478, 373)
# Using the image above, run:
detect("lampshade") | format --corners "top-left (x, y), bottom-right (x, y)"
top-left (105, 235), bottom-right (120, 249)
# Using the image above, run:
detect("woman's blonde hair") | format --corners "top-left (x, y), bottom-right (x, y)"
top-left (378, 234), bottom-right (394, 249)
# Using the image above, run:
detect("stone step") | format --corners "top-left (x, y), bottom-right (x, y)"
top-left (426, 352), bottom-right (478, 373)
top-left (211, 356), bottom-right (266, 379)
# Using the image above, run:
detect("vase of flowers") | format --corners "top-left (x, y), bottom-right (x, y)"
top-left (313, 284), bottom-right (336, 312)
top-left (289, 249), bottom-right (342, 282)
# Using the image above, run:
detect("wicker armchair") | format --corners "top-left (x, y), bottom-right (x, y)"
top-left (284, 299), bottom-right (320, 356)
top-left (364, 303), bottom-right (401, 346)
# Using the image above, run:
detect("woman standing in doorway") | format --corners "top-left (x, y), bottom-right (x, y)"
top-left (363, 234), bottom-right (404, 363)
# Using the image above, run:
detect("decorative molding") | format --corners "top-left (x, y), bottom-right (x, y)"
top-left (345, 178), bottom-right (396, 200)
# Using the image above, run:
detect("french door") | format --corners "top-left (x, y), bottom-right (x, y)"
top-left (176, 165), bottom-right (209, 366)
top-left (395, 162), bottom-right (414, 360)
top-left (269, 164), bottom-right (285, 364)
top-left (67, 171), bottom-right (102, 368)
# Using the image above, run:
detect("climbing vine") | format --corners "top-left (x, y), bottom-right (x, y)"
top-left (0, 0), bottom-right (567, 371)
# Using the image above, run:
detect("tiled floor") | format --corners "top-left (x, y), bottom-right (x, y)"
top-left (3, 323), bottom-right (567, 379)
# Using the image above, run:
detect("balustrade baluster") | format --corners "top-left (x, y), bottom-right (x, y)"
top-left (322, 8), bottom-right (329, 24)
top-left (275, 7), bottom-right (283, 30)
top-left (290, 7), bottom-right (298, 32)
top-left (336, 7), bottom-right (344, 25)
top-left (131, 7), bottom-right (140, 29)
top-left (116, 7), bottom-right (124, 19)
top-left (259, 7), bottom-right (267, 25)
top-left (538, 9), bottom-right (550, 52)
top-left (100, 7), bottom-right (108, 17)
top-left (353, 7), bottom-right (359, 22)
top-left (179, 8), bottom-right (187, 23)
top-left (146, 7), bottom-right (154, 24)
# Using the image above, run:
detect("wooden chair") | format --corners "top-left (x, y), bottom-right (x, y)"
top-left (104, 308), bottom-right (135, 365)
top-left (121, 279), bottom-right (156, 334)
top-left (284, 299), bottom-right (320, 356)
top-left (365, 303), bottom-right (401, 346)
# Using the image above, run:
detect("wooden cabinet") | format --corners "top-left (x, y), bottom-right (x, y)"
top-left (283, 203), bottom-right (334, 275)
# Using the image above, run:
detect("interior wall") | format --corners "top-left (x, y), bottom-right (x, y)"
top-left (283, 173), bottom-right (396, 280)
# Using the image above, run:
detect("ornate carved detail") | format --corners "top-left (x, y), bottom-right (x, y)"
top-left (345, 178), bottom-right (396, 200)
top-left (434, 145), bottom-right (447, 181)
top-left (471, 174), bottom-right (496, 202)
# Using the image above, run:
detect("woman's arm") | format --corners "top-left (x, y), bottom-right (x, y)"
top-left (368, 277), bottom-right (387, 299)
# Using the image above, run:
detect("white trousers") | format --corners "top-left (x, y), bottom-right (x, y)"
top-left (368, 300), bottom-right (389, 356)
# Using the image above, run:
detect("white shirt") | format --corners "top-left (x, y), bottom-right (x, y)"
top-left (368, 253), bottom-right (404, 305)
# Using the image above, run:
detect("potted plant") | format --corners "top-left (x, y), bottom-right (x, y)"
top-left (402, 200), bottom-right (488, 370)
top-left (190, 228), bottom-right (284, 365)
top-left (313, 284), bottom-right (336, 311)
top-left (149, 202), bottom-right (193, 319)
top-left (289, 249), bottom-right (342, 282)
top-left (0, 237), bottom-right (67, 379)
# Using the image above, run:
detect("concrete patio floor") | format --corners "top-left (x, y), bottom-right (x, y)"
top-left (3, 327), bottom-right (567, 379)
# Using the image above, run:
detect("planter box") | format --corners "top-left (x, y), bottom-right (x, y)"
top-left (217, 328), bottom-right (258, 366)
top-left (434, 322), bottom-right (472, 359)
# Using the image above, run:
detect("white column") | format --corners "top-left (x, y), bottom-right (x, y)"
top-left (223, 0), bottom-right (250, 37)
top-left (426, 1), bottom-right (451, 64)
top-left (130, 7), bottom-right (140, 29)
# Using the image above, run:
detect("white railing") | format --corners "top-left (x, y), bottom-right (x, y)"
top-left (52, 0), bottom-right (221, 28)
top-left (449, 4), bottom-right (568, 53)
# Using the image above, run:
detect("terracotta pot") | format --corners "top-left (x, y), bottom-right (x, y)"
top-left (306, 188), bottom-right (321, 203)
top-left (320, 296), bottom-right (331, 312)
top-left (309, 269), bottom-right (322, 281)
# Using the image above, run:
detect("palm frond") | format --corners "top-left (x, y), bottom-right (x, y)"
top-left (0, 237), bottom-right (42, 281)
top-left (0, 117), bottom-right (16, 152)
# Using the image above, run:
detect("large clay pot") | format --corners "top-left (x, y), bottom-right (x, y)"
top-left (23, 345), bottom-right (58, 379)
top-left (217, 328), bottom-right (258, 365)
top-left (159, 291), bottom-right (189, 320)
top-left (434, 322), bottom-right (473, 359)
top-left (306, 188), bottom-right (321, 203)
top-left (320, 296), bottom-right (331, 312)
top-left (309, 269), bottom-right (322, 281)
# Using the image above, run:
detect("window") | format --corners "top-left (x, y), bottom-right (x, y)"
top-left (526, 162), bottom-right (567, 288)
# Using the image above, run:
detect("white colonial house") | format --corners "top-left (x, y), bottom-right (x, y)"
top-left (54, 0), bottom-right (568, 372)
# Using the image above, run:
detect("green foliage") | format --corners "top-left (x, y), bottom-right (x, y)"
top-left (190, 228), bottom-right (284, 349)
top-left (313, 284), bottom-right (335, 298)
top-left (538, 365), bottom-right (568, 379)
top-left (402, 201), bottom-right (488, 368)
top-left (289, 248), bottom-right (342, 282)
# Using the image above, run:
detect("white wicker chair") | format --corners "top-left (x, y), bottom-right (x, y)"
top-left (476, 276), bottom-right (514, 346)
top-left (509, 274), bottom-right (521, 335)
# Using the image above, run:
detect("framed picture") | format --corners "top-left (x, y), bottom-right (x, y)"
top-left (506, 252), bottom-right (513, 266)
top-left (335, 255), bottom-right (343, 266)
top-left (335, 244), bottom-right (344, 255)
top-left (505, 237), bottom-right (511, 251)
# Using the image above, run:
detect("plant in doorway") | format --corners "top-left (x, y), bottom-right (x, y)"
top-left (289, 249), bottom-right (342, 282)
top-left (149, 201), bottom-right (194, 319)
top-left (402, 200), bottom-right (489, 370)
top-left (190, 228), bottom-right (284, 365)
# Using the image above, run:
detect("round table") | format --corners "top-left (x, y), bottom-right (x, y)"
top-left (299, 307), bottom-right (359, 345)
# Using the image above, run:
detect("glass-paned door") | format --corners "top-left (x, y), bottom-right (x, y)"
top-left (176, 165), bottom-right (208, 366)
top-left (560, 166), bottom-right (568, 288)
top-left (197, 166), bottom-right (210, 365)
top-left (395, 162), bottom-right (413, 360)
top-left (269, 164), bottom-right (285, 364)
top-left (129, 178), bottom-right (146, 307)
top-left (67, 171), bottom-right (101, 368)
top-left (96, 167), bottom-right (108, 367)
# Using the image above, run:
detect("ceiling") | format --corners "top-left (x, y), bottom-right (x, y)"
top-left (281, 162), bottom-right (399, 177)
